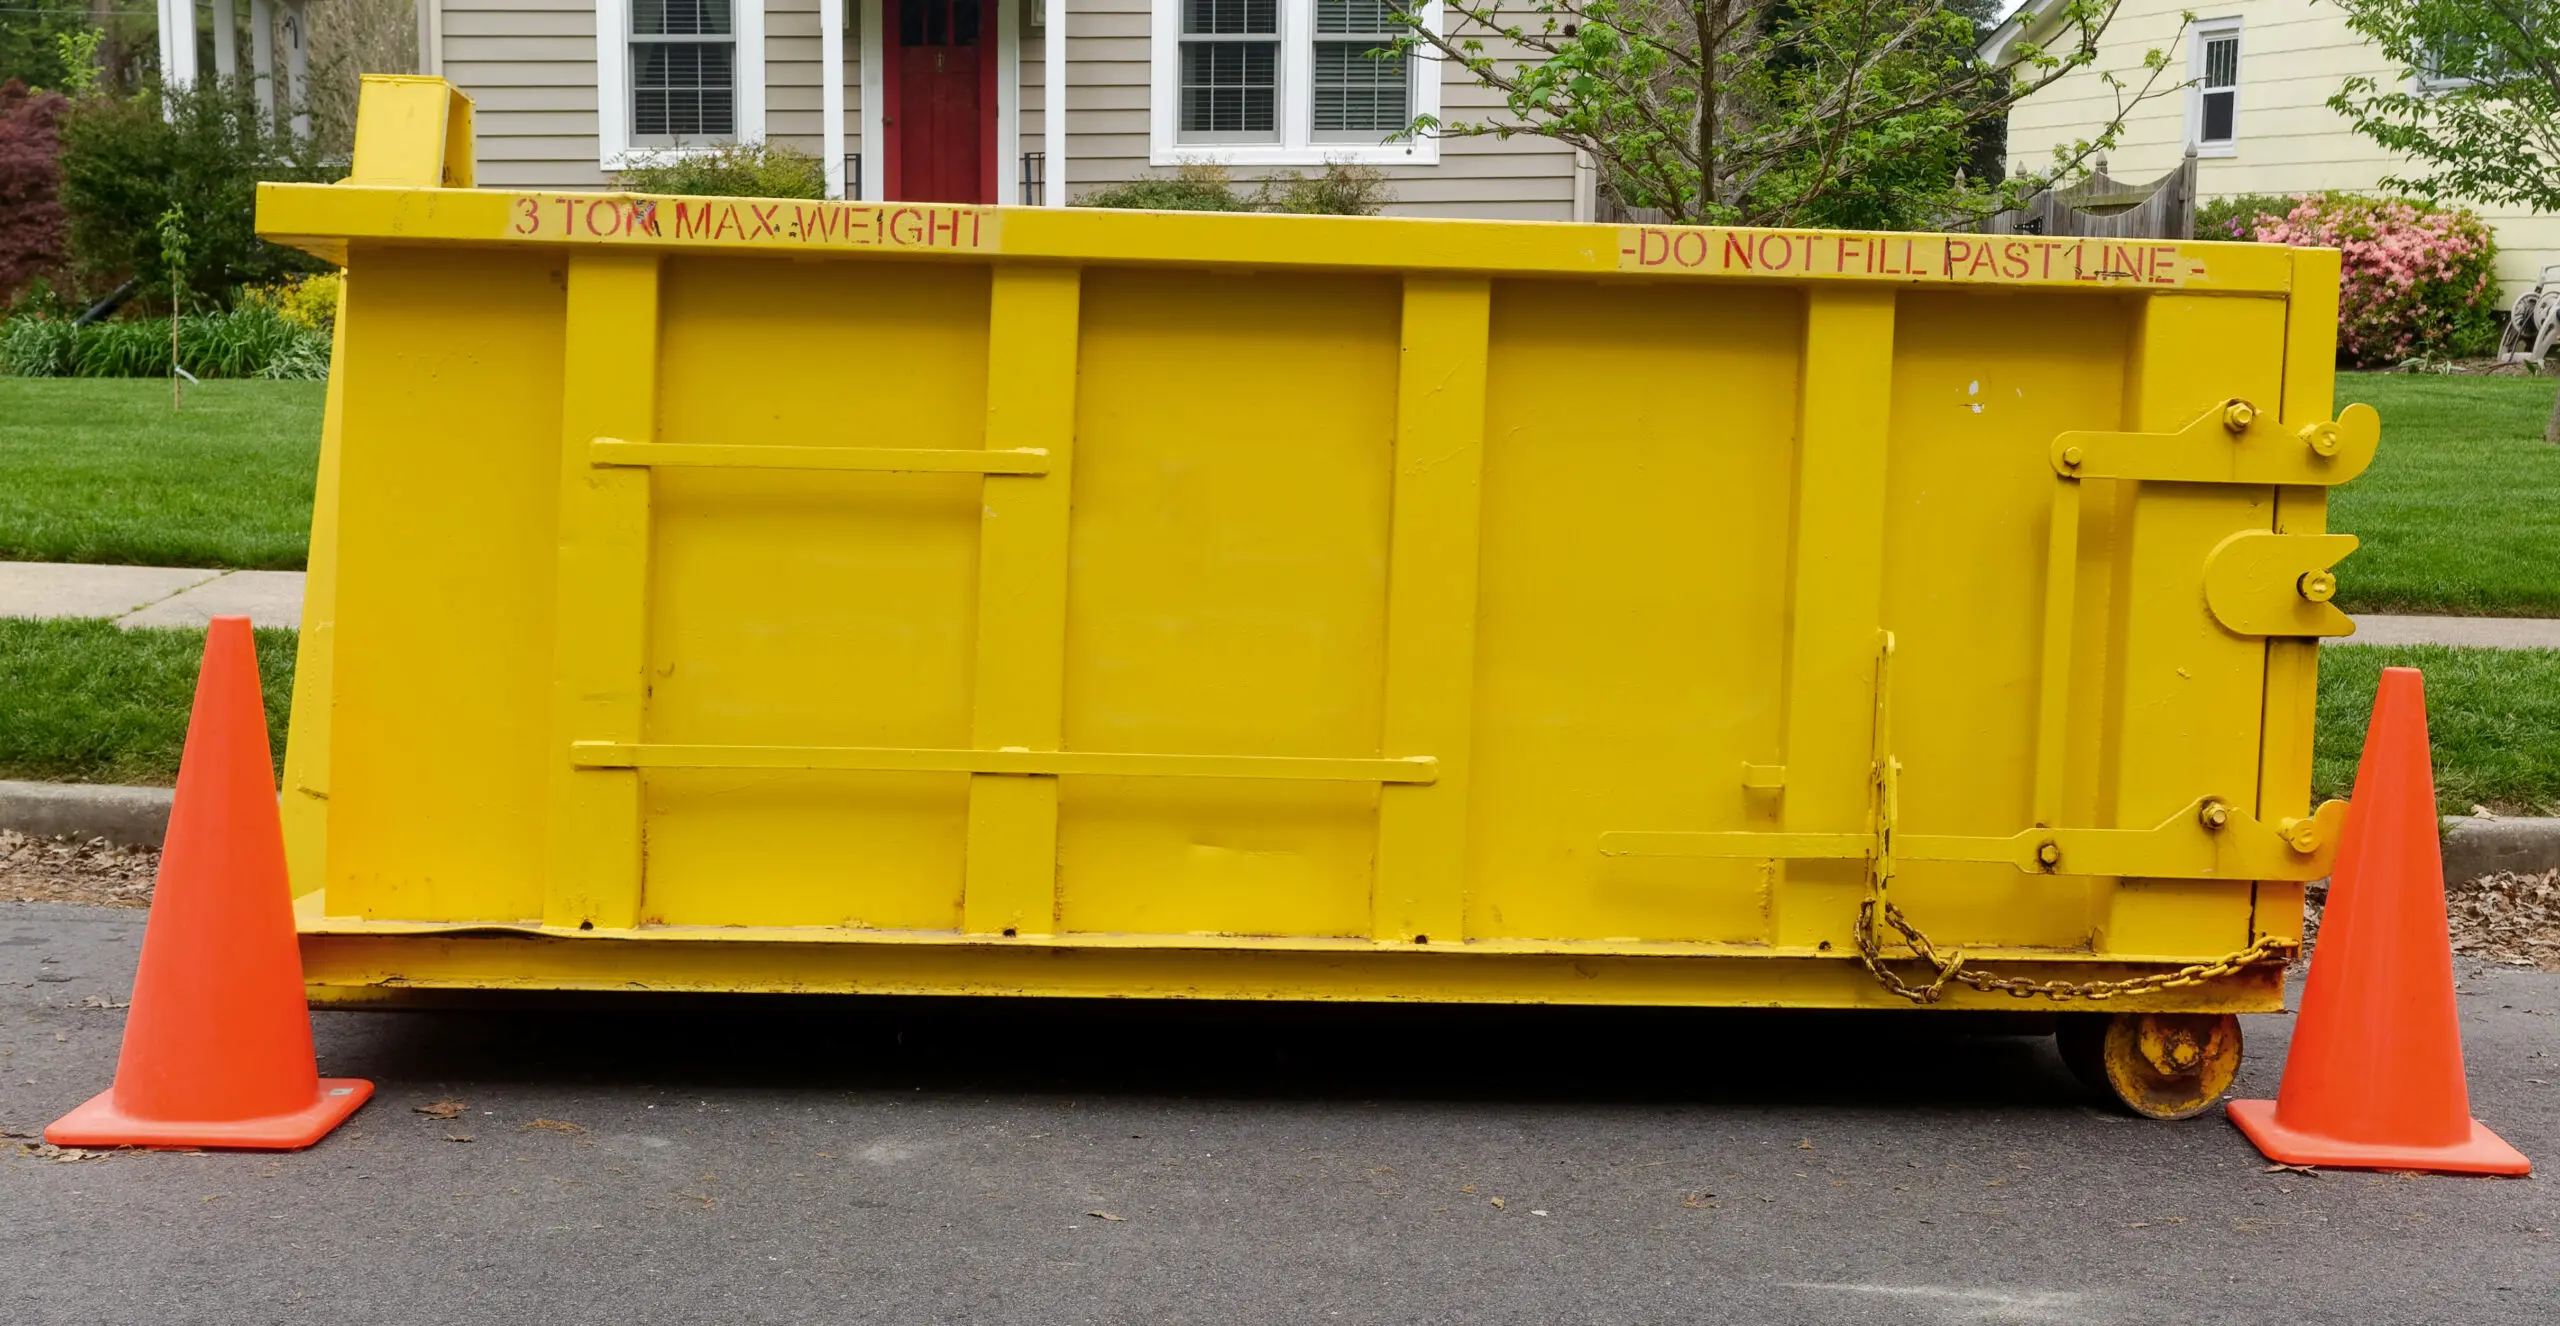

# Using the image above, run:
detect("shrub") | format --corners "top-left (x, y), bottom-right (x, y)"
top-left (2250, 194), bottom-right (2501, 365)
top-left (0, 304), bottom-right (328, 379)
top-left (613, 141), bottom-right (826, 198)
top-left (0, 2), bottom-right (92, 94)
top-left (56, 80), bottom-right (331, 309)
top-left (1252, 163), bottom-right (1395, 216)
top-left (1080, 161), bottom-right (1398, 215)
top-left (1077, 163), bottom-right (1255, 212)
top-left (0, 79), bottom-right (70, 305)
top-left (239, 271), bottom-right (339, 330)
top-left (2194, 193), bottom-right (2300, 242)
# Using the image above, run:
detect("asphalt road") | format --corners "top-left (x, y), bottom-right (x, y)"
top-left (3, 901), bottom-right (2553, 1325)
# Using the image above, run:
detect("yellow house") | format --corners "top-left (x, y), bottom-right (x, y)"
top-left (1986, 0), bottom-right (2558, 302)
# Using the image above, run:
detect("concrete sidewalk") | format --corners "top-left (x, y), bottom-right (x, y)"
top-left (0, 561), bottom-right (303, 629)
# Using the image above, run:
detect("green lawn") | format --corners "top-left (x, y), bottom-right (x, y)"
top-left (2331, 373), bottom-right (2560, 618)
top-left (2317, 644), bottom-right (2560, 816)
top-left (0, 619), bottom-right (295, 786)
top-left (0, 378), bottom-right (324, 570)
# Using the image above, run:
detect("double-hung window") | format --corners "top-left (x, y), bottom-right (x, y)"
top-left (632, 0), bottom-right (736, 141)
top-left (2191, 19), bottom-right (2240, 155)
top-left (597, 0), bottom-right (763, 167)
top-left (1154, 0), bottom-right (1441, 165)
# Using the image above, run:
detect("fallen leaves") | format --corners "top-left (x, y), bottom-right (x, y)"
top-left (413, 1099), bottom-right (467, 1121)
top-left (79, 994), bottom-right (128, 1010)
top-left (1682, 1192), bottom-right (1719, 1209)
top-left (14, 1142), bottom-right (107, 1163)
top-left (1085, 1210), bottom-right (1124, 1222)
top-left (1488, 1196), bottom-right (1505, 1210)
top-left (523, 1119), bottom-right (587, 1135)
top-left (445, 1134), bottom-right (474, 1143)
top-left (1796, 1138), bottom-right (1815, 1151)
top-left (2263, 1162), bottom-right (2319, 1176)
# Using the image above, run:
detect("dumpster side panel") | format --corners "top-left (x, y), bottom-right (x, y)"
top-left (1878, 291), bottom-right (2133, 949)
top-left (1055, 268), bottom-right (1402, 939)
top-left (327, 246), bottom-right (568, 922)
top-left (638, 258), bottom-right (994, 929)
top-left (1464, 280), bottom-right (1805, 944)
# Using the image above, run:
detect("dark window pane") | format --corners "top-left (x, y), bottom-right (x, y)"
top-left (633, 41), bottom-right (735, 137)
top-left (635, 0), bottom-right (731, 38)
top-left (1184, 0), bottom-right (1278, 36)
top-left (1313, 41), bottom-right (1407, 133)
top-left (1316, 0), bottom-right (1400, 33)
top-left (1179, 42), bottom-right (1278, 134)
top-left (2202, 36), bottom-right (2237, 89)
top-left (2201, 89), bottom-right (2234, 143)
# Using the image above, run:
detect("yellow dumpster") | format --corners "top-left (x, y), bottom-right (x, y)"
top-left (265, 78), bottom-right (2375, 1116)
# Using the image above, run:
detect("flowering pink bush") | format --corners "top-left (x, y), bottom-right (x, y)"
top-left (2241, 194), bottom-right (2500, 366)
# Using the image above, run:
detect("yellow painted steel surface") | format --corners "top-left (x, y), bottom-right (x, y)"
top-left (272, 79), bottom-right (2367, 1012)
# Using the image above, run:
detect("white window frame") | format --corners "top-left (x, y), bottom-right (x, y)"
top-left (1149, 0), bottom-right (1442, 167)
top-left (597, 0), bottom-right (767, 171)
top-left (2187, 17), bottom-right (2240, 159)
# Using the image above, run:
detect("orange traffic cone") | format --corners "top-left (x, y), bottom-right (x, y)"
top-left (2226, 667), bottom-right (2528, 1175)
top-left (46, 616), bottom-right (371, 1150)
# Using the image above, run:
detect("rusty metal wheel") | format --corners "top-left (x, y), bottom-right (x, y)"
top-left (2056, 1011), bottom-right (2242, 1120)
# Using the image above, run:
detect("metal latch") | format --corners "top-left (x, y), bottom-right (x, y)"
top-left (2053, 400), bottom-right (2379, 487)
top-left (2203, 530), bottom-right (2359, 638)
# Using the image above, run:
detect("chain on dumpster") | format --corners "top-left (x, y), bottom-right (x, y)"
top-left (1853, 871), bottom-right (2295, 1005)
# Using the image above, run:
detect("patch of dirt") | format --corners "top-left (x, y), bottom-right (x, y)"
top-left (2303, 869), bottom-right (2560, 971)
top-left (0, 831), bottom-right (157, 908)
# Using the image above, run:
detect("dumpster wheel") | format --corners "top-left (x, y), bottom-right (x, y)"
top-left (2056, 1012), bottom-right (2242, 1120)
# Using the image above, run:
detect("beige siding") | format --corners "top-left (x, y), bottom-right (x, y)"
top-left (769, 0), bottom-right (824, 156)
top-left (442, 0), bottom-right (608, 188)
top-left (2005, 0), bottom-right (2559, 302)
top-left (439, 1), bottom-right (1573, 216)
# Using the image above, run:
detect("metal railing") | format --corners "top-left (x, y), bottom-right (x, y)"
top-left (1020, 151), bottom-right (1045, 207)
top-left (842, 154), bottom-right (863, 201)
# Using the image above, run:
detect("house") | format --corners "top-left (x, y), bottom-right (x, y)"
top-left (1985, 0), bottom-right (2559, 301)
top-left (149, 0), bottom-right (1593, 216)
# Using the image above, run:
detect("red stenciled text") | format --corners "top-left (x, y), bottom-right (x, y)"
top-left (1619, 226), bottom-right (2200, 286)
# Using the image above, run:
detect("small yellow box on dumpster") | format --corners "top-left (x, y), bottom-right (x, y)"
top-left (264, 80), bottom-right (2373, 1060)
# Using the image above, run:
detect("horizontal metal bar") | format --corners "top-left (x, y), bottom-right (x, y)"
top-left (589, 439), bottom-right (1051, 474)
top-left (1595, 797), bottom-right (2346, 882)
top-left (571, 742), bottom-right (1437, 784)
top-left (1600, 831), bottom-right (1870, 860)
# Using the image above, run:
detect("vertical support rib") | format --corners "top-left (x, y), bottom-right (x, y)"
top-left (2031, 477), bottom-right (2083, 827)
top-left (2254, 248), bottom-right (2344, 941)
top-left (1372, 276), bottom-right (1492, 946)
top-left (542, 251), bottom-right (660, 930)
top-left (1774, 287), bottom-right (1898, 949)
top-left (962, 265), bottom-right (1084, 937)
top-left (279, 271), bottom-right (353, 899)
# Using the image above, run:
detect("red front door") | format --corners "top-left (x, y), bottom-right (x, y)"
top-left (887, 0), bottom-right (994, 203)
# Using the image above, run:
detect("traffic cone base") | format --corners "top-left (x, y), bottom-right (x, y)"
top-left (47, 1078), bottom-right (374, 1152)
top-left (2227, 1097), bottom-right (2529, 1177)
